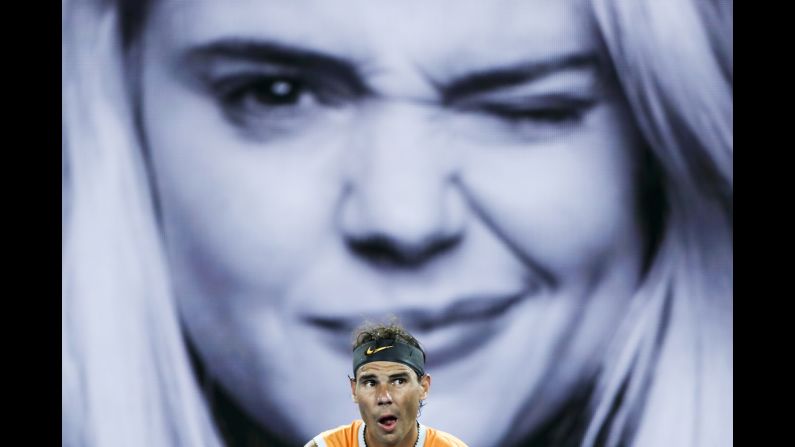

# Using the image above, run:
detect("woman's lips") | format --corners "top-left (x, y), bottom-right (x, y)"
top-left (301, 289), bottom-right (532, 367)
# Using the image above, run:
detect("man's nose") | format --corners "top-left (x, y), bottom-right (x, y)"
top-left (338, 103), bottom-right (466, 269)
top-left (376, 384), bottom-right (393, 406)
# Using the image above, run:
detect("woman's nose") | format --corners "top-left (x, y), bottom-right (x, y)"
top-left (338, 103), bottom-right (466, 269)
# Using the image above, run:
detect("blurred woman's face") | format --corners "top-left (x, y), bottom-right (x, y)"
top-left (140, 0), bottom-right (647, 445)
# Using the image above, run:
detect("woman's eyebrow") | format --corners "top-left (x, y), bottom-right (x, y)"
top-left (179, 38), bottom-right (371, 95)
top-left (437, 52), bottom-right (600, 104)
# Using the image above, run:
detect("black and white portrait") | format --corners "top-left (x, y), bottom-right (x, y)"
top-left (62, 0), bottom-right (733, 446)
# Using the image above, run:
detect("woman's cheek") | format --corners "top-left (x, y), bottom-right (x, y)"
top-left (459, 139), bottom-right (637, 277)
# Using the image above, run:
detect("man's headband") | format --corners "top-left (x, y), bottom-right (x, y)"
top-left (352, 338), bottom-right (426, 378)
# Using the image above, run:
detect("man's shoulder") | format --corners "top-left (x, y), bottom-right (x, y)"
top-left (319, 419), bottom-right (361, 436)
top-left (424, 425), bottom-right (469, 447)
top-left (308, 420), bottom-right (363, 447)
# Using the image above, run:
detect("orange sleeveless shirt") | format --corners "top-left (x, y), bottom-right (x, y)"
top-left (312, 420), bottom-right (468, 447)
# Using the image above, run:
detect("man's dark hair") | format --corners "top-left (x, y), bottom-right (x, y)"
top-left (351, 319), bottom-right (425, 379)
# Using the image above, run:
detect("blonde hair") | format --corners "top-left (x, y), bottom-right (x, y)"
top-left (62, 1), bottom-right (220, 445)
top-left (582, 0), bottom-right (732, 445)
top-left (62, 0), bottom-right (732, 446)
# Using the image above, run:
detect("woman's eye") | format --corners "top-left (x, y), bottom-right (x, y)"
top-left (455, 95), bottom-right (598, 132)
top-left (207, 74), bottom-right (333, 134)
top-left (239, 78), bottom-right (304, 106)
top-left (220, 76), bottom-right (310, 110)
top-left (482, 101), bottom-right (594, 125)
top-left (500, 108), bottom-right (582, 124)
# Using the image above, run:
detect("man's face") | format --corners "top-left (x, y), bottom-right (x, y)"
top-left (140, 0), bottom-right (647, 445)
top-left (351, 362), bottom-right (430, 446)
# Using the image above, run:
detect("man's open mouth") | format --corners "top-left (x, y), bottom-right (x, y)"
top-left (377, 415), bottom-right (398, 431)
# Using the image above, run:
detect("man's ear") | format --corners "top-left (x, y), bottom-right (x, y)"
top-left (350, 376), bottom-right (358, 403)
top-left (420, 374), bottom-right (431, 400)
